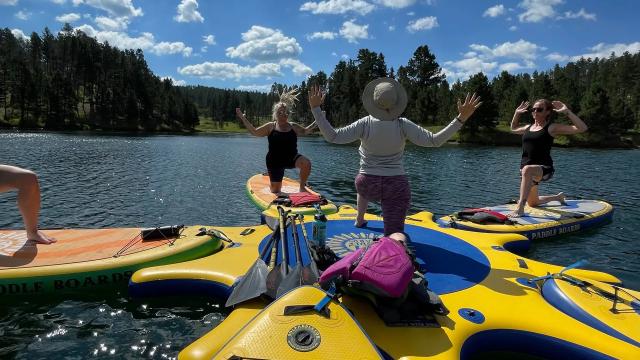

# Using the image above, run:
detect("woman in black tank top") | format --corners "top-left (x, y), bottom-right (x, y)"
top-left (509, 99), bottom-right (588, 217)
top-left (236, 88), bottom-right (317, 193)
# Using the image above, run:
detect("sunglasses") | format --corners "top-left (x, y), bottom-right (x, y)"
top-left (531, 107), bottom-right (546, 113)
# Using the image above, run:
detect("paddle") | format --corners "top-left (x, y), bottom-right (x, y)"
top-left (225, 222), bottom-right (280, 307)
top-left (276, 214), bottom-right (305, 298)
top-left (297, 214), bottom-right (320, 283)
top-left (265, 206), bottom-right (290, 298)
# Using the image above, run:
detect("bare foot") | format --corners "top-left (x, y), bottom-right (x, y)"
top-left (354, 220), bottom-right (368, 228)
top-left (27, 230), bottom-right (56, 244)
top-left (557, 192), bottom-right (567, 205)
top-left (508, 210), bottom-right (525, 218)
top-left (299, 186), bottom-right (309, 193)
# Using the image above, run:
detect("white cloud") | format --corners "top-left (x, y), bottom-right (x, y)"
top-left (80, 0), bottom-right (142, 18)
top-left (388, 25), bottom-right (396, 31)
top-left (56, 13), bottom-right (81, 23)
top-left (175, 0), bottom-right (203, 23)
top-left (161, 76), bottom-right (186, 86)
top-left (340, 20), bottom-right (368, 43)
top-left (546, 43), bottom-right (640, 65)
top-left (483, 4), bottom-right (505, 18)
top-left (74, 24), bottom-right (192, 57)
top-left (11, 28), bottom-right (29, 40)
top-left (406, 16), bottom-right (438, 33)
top-left (178, 62), bottom-right (283, 80)
top-left (444, 39), bottom-right (545, 80)
top-left (95, 16), bottom-right (129, 31)
top-left (300, 0), bottom-right (375, 16)
top-left (226, 26), bottom-right (302, 62)
top-left (573, 42), bottom-right (640, 60)
top-left (200, 46), bottom-right (207, 52)
top-left (0, 0), bottom-right (18, 5)
top-left (509, 25), bottom-right (518, 31)
top-left (15, 10), bottom-right (31, 20)
top-left (443, 58), bottom-right (498, 82)
top-left (374, 0), bottom-right (416, 9)
top-left (545, 52), bottom-right (570, 62)
top-left (557, 8), bottom-right (596, 21)
top-left (51, 0), bottom-right (66, 4)
top-left (469, 39), bottom-right (544, 61)
top-left (518, 0), bottom-right (562, 23)
top-left (341, 54), bottom-right (349, 59)
top-left (280, 58), bottom-right (313, 76)
top-left (203, 34), bottom-right (216, 45)
top-left (152, 41), bottom-right (193, 57)
top-left (499, 62), bottom-right (525, 72)
top-left (237, 84), bottom-right (272, 93)
top-left (306, 31), bottom-right (337, 41)
top-left (75, 24), bottom-right (155, 49)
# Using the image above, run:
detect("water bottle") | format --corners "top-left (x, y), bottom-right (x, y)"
top-left (312, 212), bottom-right (327, 247)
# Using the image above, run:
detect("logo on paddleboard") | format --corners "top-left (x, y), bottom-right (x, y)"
top-left (287, 324), bottom-right (321, 352)
top-left (0, 232), bottom-right (28, 256)
top-left (327, 232), bottom-right (377, 257)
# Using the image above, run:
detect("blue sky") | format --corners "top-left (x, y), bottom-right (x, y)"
top-left (2, 0), bottom-right (639, 92)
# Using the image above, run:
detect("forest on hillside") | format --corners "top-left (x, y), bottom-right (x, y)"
top-left (0, 25), bottom-right (198, 131)
top-left (2, 25), bottom-right (639, 146)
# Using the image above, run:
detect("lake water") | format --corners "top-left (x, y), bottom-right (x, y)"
top-left (1, 132), bottom-right (639, 359)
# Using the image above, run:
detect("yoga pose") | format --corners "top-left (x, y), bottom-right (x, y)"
top-left (309, 78), bottom-right (481, 235)
top-left (509, 99), bottom-right (588, 217)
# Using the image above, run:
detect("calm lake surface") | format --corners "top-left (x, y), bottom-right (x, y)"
top-left (1, 131), bottom-right (639, 359)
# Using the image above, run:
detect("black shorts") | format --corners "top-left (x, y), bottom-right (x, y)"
top-left (266, 154), bottom-right (302, 183)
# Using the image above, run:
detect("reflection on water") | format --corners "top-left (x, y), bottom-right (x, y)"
top-left (1, 132), bottom-right (639, 358)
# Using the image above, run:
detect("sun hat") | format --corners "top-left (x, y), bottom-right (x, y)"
top-left (362, 77), bottom-right (408, 121)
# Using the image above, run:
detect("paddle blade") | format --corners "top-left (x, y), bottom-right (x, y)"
top-left (301, 263), bottom-right (319, 285)
top-left (276, 264), bottom-right (303, 298)
top-left (265, 263), bottom-right (286, 299)
top-left (225, 259), bottom-right (268, 307)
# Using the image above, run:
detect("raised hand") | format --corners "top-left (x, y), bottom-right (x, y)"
top-left (457, 93), bottom-right (482, 122)
top-left (308, 85), bottom-right (326, 109)
top-left (552, 100), bottom-right (569, 114)
top-left (515, 101), bottom-right (530, 114)
top-left (235, 108), bottom-right (247, 121)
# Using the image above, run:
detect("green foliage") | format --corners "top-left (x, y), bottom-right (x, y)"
top-left (0, 26), bottom-right (197, 131)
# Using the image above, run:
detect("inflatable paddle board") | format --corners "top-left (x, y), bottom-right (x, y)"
top-left (438, 199), bottom-right (613, 240)
top-left (246, 173), bottom-right (338, 217)
top-left (0, 225), bottom-right (222, 297)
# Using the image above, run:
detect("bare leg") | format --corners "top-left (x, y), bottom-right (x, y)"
top-left (0, 165), bottom-right (55, 244)
top-left (355, 193), bottom-right (368, 227)
top-left (535, 192), bottom-right (566, 206)
top-left (509, 165), bottom-right (542, 218)
top-left (295, 156), bottom-right (311, 192)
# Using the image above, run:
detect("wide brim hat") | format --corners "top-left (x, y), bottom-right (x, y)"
top-left (362, 77), bottom-right (408, 121)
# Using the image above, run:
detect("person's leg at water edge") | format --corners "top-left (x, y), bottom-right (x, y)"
top-left (0, 165), bottom-right (56, 244)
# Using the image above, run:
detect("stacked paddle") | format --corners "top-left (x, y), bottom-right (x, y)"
top-left (225, 206), bottom-right (320, 307)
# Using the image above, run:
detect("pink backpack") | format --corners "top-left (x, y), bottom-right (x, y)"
top-left (319, 237), bottom-right (415, 298)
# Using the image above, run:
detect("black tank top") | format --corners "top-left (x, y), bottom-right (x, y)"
top-left (266, 123), bottom-right (298, 167)
top-left (521, 122), bottom-right (554, 169)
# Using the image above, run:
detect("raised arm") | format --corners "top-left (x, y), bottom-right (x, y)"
top-left (511, 101), bottom-right (530, 135)
top-left (405, 92), bottom-right (482, 147)
top-left (291, 121), bottom-right (317, 136)
top-left (236, 108), bottom-right (272, 137)
top-left (308, 85), bottom-right (363, 144)
top-left (548, 101), bottom-right (588, 136)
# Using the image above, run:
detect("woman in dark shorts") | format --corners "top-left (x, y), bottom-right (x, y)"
top-left (509, 99), bottom-right (588, 217)
top-left (236, 88), bottom-right (316, 193)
